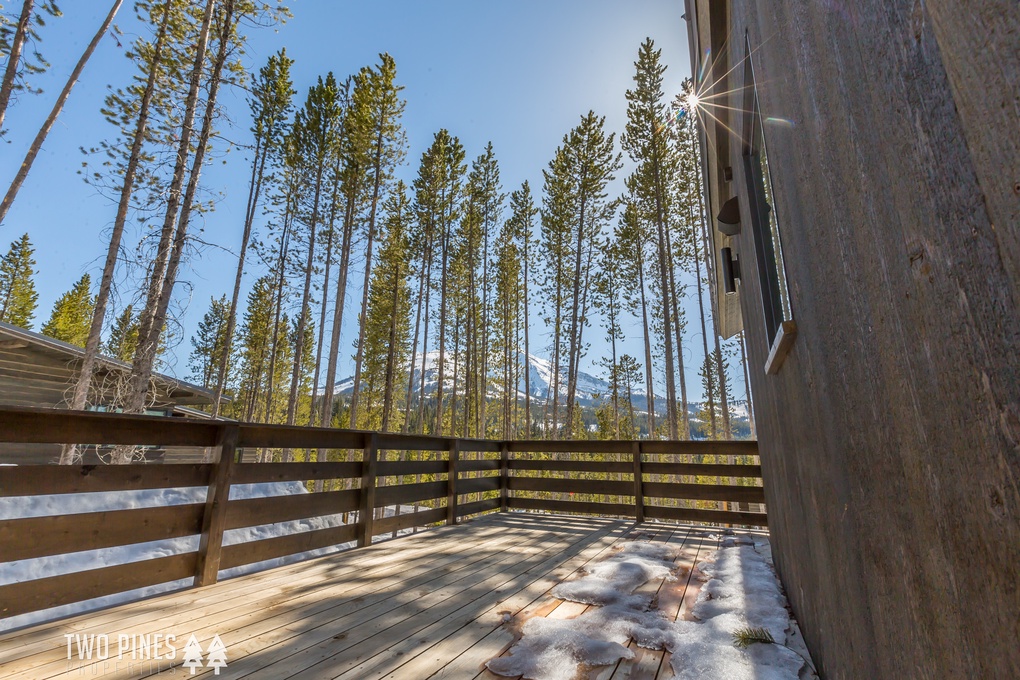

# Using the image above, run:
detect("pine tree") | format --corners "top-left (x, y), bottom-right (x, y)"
top-left (492, 206), bottom-right (521, 438)
top-left (188, 294), bottom-right (231, 390)
top-left (41, 273), bottom-right (94, 346)
top-left (358, 183), bottom-right (411, 431)
top-left (616, 202), bottom-right (656, 436)
top-left (105, 305), bottom-right (138, 362)
top-left (410, 129), bottom-right (465, 435)
top-left (213, 47), bottom-right (295, 416)
top-left (623, 38), bottom-right (683, 439)
top-left (235, 276), bottom-right (275, 422)
top-left (284, 73), bottom-right (343, 443)
top-left (121, 0), bottom-right (285, 438)
top-left (321, 72), bottom-right (373, 428)
top-left (593, 238), bottom-right (625, 438)
top-left (696, 348), bottom-right (733, 439)
top-left (0, 0), bottom-right (123, 224)
top-left (67, 0), bottom-right (196, 430)
top-left (348, 53), bottom-right (407, 428)
top-left (468, 142), bottom-right (502, 436)
top-left (0, 0), bottom-right (62, 133)
top-left (506, 181), bottom-right (538, 435)
top-left (0, 233), bottom-right (37, 328)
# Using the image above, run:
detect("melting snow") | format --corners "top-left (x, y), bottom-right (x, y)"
top-left (487, 535), bottom-right (816, 680)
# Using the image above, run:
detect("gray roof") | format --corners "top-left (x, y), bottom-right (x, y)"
top-left (0, 321), bottom-right (218, 408)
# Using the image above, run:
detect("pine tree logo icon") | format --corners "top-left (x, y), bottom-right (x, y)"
top-left (182, 635), bottom-right (204, 675)
top-left (206, 635), bottom-right (228, 675)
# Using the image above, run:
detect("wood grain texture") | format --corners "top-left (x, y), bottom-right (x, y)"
top-left (694, 1), bottom-right (1020, 676)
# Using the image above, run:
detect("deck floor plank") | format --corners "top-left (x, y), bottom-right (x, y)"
top-left (0, 514), bottom-right (762, 680)
top-left (330, 521), bottom-right (631, 680)
top-left (240, 520), bottom-right (612, 679)
top-left (0, 515), bottom-right (522, 676)
top-left (177, 517), bottom-right (571, 679)
top-left (0, 515), bottom-right (513, 669)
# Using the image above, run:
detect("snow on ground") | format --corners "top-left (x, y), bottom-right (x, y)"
top-left (487, 535), bottom-right (816, 680)
top-left (0, 482), bottom-right (425, 633)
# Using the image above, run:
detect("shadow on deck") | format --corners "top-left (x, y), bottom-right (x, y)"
top-left (0, 512), bottom-right (760, 679)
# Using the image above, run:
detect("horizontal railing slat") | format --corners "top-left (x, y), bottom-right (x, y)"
top-left (641, 440), bottom-right (759, 456)
top-left (374, 507), bottom-right (447, 536)
top-left (0, 552), bottom-right (198, 619)
top-left (230, 461), bottom-right (361, 484)
top-left (507, 459), bottom-right (632, 473)
top-left (643, 481), bottom-right (766, 504)
top-left (219, 523), bottom-right (358, 571)
top-left (375, 480), bottom-right (447, 507)
top-left (238, 424), bottom-right (365, 450)
top-left (0, 407), bottom-right (221, 446)
top-left (642, 462), bottom-right (762, 478)
top-left (458, 476), bottom-right (500, 495)
top-left (377, 459), bottom-right (447, 477)
top-left (458, 458), bottom-right (500, 472)
top-left (644, 504), bottom-right (768, 527)
top-left (507, 476), bottom-right (634, 497)
top-left (0, 503), bottom-right (205, 561)
top-left (224, 489), bottom-right (360, 530)
top-left (0, 464), bottom-right (212, 496)
top-left (507, 496), bottom-right (637, 517)
top-left (457, 497), bottom-right (500, 517)
top-left (506, 440), bottom-right (634, 454)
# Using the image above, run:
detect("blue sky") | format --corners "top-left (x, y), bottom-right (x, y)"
top-left (0, 0), bottom-right (746, 404)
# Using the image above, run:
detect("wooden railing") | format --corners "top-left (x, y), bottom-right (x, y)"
top-left (0, 407), bottom-right (765, 622)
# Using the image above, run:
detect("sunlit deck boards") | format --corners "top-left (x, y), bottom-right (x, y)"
top-left (0, 512), bottom-right (756, 680)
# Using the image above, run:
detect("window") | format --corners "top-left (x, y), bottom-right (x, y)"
top-left (742, 40), bottom-right (795, 373)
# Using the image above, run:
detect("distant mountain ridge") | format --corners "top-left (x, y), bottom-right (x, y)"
top-left (330, 351), bottom-right (749, 416)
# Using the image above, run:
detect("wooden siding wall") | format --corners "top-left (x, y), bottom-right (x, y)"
top-left (701, 2), bottom-right (1020, 678)
top-left (0, 407), bottom-right (764, 624)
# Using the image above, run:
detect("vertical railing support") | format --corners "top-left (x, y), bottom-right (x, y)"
top-left (632, 441), bottom-right (644, 523)
top-left (499, 441), bottom-right (509, 512)
top-left (358, 433), bottom-right (378, 548)
top-left (195, 423), bottom-right (239, 587)
top-left (446, 439), bottom-right (460, 525)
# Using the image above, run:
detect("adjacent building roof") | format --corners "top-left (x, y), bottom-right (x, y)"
top-left (0, 321), bottom-right (217, 409)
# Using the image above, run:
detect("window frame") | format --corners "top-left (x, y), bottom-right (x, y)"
top-left (740, 37), bottom-right (796, 374)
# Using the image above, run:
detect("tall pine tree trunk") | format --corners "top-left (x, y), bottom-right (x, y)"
top-left (637, 249), bottom-right (655, 437)
top-left (348, 128), bottom-right (386, 428)
top-left (0, 0), bottom-right (34, 132)
top-left (320, 184), bottom-right (358, 426)
top-left (0, 0), bottom-right (123, 225)
top-left (403, 257), bottom-right (425, 432)
top-left (122, 0), bottom-right (216, 422)
top-left (564, 184), bottom-right (587, 438)
top-left (309, 170), bottom-right (341, 427)
top-left (119, 1), bottom-right (222, 458)
top-left (214, 127), bottom-right (274, 418)
top-left (62, 1), bottom-right (171, 463)
top-left (665, 220), bottom-right (690, 437)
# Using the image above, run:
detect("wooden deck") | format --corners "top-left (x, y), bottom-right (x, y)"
top-left (0, 512), bottom-right (760, 680)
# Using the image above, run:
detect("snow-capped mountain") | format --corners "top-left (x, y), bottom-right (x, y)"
top-left (332, 351), bottom-right (614, 406)
top-left (330, 352), bottom-right (752, 425)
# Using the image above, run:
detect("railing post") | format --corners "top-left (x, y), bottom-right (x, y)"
top-left (632, 441), bottom-right (644, 523)
top-left (446, 439), bottom-right (460, 525)
top-left (358, 433), bottom-right (378, 548)
top-left (195, 423), bottom-right (239, 587)
top-left (499, 442), bottom-right (509, 512)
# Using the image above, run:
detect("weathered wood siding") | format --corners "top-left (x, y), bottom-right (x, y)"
top-left (703, 2), bottom-right (1019, 678)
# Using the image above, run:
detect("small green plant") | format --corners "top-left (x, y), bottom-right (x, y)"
top-left (731, 626), bottom-right (817, 675)
top-left (732, 626), bottom-right (775, 648)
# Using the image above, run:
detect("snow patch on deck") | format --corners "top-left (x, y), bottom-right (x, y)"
top-left (487, 535), bottom-right (816, 680)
